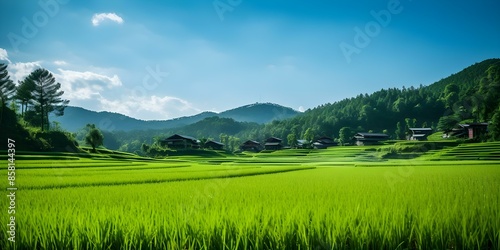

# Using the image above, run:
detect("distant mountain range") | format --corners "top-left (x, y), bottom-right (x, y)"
top-left (51, 103), bottom-right (300, 132)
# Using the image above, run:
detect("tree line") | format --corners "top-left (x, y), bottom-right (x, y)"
top-left (0, 63), bottom-right (104, 152)
top-left (2, 59), bottom-right (500, 154)
top-left (0, 64), bottom-right (69, 131)
top-left (102, 59), bottom-right (500, 154)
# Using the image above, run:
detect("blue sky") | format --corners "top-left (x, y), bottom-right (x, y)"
top-left (1, 0), bottom-right (499, 120)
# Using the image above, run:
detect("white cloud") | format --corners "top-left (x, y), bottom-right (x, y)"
top-left (91, 13), bottom-right (124, 26)
top-left (55, 69), bottom-right (122, 100)
top-left (56, 69), bottom-right (122, 87)
top-left (53, 60), bottom-right (67, 66)
top-left (8, 61), bottom-right (42, 83)
top-left (298, 106), bottom-right (305, 112)
top-left (0, 48), bottom-right (11, 64)
top-left (98, 95), bottom-right (200, 120)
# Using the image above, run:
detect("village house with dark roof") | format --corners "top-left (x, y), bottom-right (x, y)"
top-left (312, 136), bottom-right (338, 149)
top-left (353, 132), bottom-right (389, 146)
top-left (240, 140), bottom-right (263, 152)
top-left (264, 137), bottom-right (283, 150)
top-left (409, 128), bottom-right (433, 141)
top-left (443, 123), bottom-right (489, 139)
top-left (204, 140), bottom-right (224, 150)
top-left (160, 134), bottom-right (200, 149)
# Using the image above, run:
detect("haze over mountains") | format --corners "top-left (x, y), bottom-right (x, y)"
top-left (51, 103), bottom-right (300, 132)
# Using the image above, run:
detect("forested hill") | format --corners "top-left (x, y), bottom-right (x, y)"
top-left (249, 58), bottom-right (500, 141)
top-left (52, 103), bottom-right (299, 132)
top-left (51, 106), bottom-right (217, 132)
top-left (426, 59), bottom-right (500, 94)
top-left (81, 58), bottom-right (500, 153)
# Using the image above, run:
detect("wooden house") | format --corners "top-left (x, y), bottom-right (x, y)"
top-left (264, 137), bottom-right (283, 150)
top-left (312, 136), bottom-right (338, 149)
top-left (240, 140), bottom-right (263, 152)
top-left (443, 124), bottom-right (468, 138)
top-left (160, 134), bottom-right (200, 149)
top-left (409, 128), bottom-right (433, 141)
top-left (443, 123), bottom-right (489, 139)
top-left (353, 132), bottom-right (389, 146)
top-left (204, 140), bottom-right (224, 150)
top-left (466, 123), bottom-right (489, 139)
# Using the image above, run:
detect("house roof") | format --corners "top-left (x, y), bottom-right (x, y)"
top-left (265, 137), bottom-right (282, 142)
top-left (205, 140), bottom-right (224, 146)
top-left (467, 122), bottom-right (489, 127)
top-left (242, 140), bottom-right (261, 145)
top-left (353, 133), bottom-right (389, 141)
top-left (318, 136), bottom-right (333, 140)
top-left (316, 138), bottom-right (335, 144)
top-left (411, 134), bottom-right (428, 138)
top-left (409, 128), bottom-right (433, 131)
top-left (163, 134), bottom-right (198, 141)
top-left (459, 123), bottom-right (488, 128)
top-left (354, 132), bottom-right (389, 138)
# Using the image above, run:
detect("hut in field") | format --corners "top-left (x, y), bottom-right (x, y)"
top-left (160, 134), bottom-right (200, 149)
top-left (353, 132), bottom-right (389, 146)
top-left (264, 137), bottom-right (283, 150)
top-left (409, 128), bottom-right (433, 141)
top-left (443, 123), bottom-right (489, 139)
top-left (240, 140), bottom-right (263, 152)
top-left (312, 136), bottom-right (338, 149)
top-left (204, 140), bottom-right (224, 150)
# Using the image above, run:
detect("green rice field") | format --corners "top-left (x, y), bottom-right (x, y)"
top-left (1, 142), bottom-right (500, 249)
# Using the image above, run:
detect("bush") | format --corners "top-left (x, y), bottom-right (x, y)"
top-left (31, 131), bottom-right (80, 152)
top-left (0, 107), bottom-right (38, 151)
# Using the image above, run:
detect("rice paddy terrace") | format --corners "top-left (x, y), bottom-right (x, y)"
top-left (1, 142), bottom-right (499, 249)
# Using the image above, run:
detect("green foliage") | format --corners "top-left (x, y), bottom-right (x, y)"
top-left (0, 106), bottom-right (79, 151)
top-left (30, 130), bottom-right (79, 151)
top-left (0, 63), bottom-right (16, 107)
top-left (437, 115), bottom-right (460, 131)
top-left (303, 128), bottom-right (315, 142)
top-left (477, 64), bottom-right (500, 121)
top-left (338, 126), bottom-right (352, 146)
top-left (490, 106), bottom-right (500, 141)
top-left (391, 141), bottom-right (459, 153)
top-left (85, 124), bottom-right (104, 152)
top-left (287, 133), bottom-right (297, 147)
top-left (15, 77), bottom-right (36, 116)
top-left (394, 121), bottom-right (404, 139)
top-left (26, 68), bottom-right (69, 131)
top-left (42, 59), bottom-right (500, 154)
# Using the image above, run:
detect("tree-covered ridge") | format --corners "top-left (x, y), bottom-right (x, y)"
top-left (0, 64), bottom-right (75, 151)
top-left (52, 102), bottom-right (299, 132)
top-left (426, 59), bottom-right (500, 95)
top-left (100, 58), bottom-right (500, 154)
top-left (254, 58), bottom-right (500, 142)
top-left (2, 59), bottom-right (500, 153)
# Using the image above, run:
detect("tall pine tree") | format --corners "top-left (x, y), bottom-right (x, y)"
top-left (15, 78), bottom-right (36, 116)
top-left (0, 63), bottom-right (16, 108)
top-left (0, 63), bottom-right (16, 128)
top-left (27, 68), bottom-right (69, 131)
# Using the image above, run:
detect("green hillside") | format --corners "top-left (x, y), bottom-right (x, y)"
top-left (51, 102), bottom-right (300, 132)
top-left (248, 58), bottom-right (500, 142)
